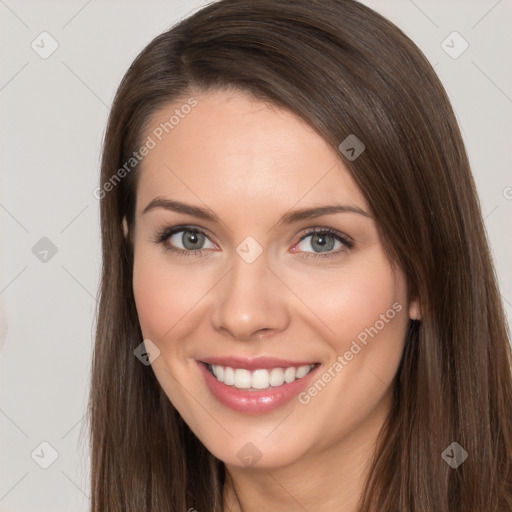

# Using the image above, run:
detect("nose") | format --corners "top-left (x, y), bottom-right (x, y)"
top-left (210, 251), bottom-right (290, 342)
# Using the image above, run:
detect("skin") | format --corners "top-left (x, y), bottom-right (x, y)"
top-left (127, 89), bottom-right (421, 512)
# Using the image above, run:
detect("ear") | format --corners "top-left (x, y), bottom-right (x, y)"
top-left (122, 216), bottom-right (129, 238)
top-left (408, 296), bottom-right (422, 321)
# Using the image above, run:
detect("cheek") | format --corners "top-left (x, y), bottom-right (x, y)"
top-left (132, 246), bottom-right (206, 341)
top-left (287, 257), bottom-right (408, 447)
top-left (288, 254), bottom-right (407, 357)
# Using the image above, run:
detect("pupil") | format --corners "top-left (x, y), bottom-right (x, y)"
top-left (312, 233), bottom-right (334, 252)
top-left (183, 231), bottom-right (204, 250)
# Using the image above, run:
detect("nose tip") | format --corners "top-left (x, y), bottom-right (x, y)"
top-left (217, 324), bottom-right (276, 343)
top-left (210, 256), bottom-right (290, 341)
top-left (213, 299), bottom-right (285, 342)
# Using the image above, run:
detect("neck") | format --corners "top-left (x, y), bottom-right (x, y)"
top-left (222, 387), bottom-right (393, 512)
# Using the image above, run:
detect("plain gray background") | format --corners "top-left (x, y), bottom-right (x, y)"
top-left (0, 0), bottom-right (511, 510)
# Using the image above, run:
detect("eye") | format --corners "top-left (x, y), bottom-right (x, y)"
top-left (153, 226), bottom-right (217, 255)
top-left (293, 228), bottom-right (353, 257)
top-left (168, 229), bottom-right (216, 251)
top-left (153, 225), bottom-right (353, 259)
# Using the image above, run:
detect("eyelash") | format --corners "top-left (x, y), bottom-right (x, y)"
top-left (152, 225), bottom-right (354, 259)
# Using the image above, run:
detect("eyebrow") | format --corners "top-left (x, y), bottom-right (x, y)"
top-left (142, 197), bottom-right (220, 221)
top-left (142, 197), bottom-right (372, 224)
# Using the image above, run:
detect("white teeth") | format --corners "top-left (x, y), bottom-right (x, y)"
top-left (209, 364), bottom-right (315, 390)
top-left (251, 369), bottom-right (270, 389)
top-left (224, 367), bottom-right (235, 385)
top-left (284, 367), bottom-right (296, 383)
top-left (234, 369), bottom-right (252, 389)
top-left (269, 367), bottom-right (285, 387)
top-left (296, 365), bottom-right (311, 378)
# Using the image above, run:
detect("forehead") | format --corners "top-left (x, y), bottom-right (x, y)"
top-left (135, 89), bottom-right (368, 217)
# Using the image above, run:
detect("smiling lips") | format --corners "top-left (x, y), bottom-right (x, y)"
top-left (198, 357), bottom-right (320, 413)
top-left (208, 363), bottom-right (315, 390)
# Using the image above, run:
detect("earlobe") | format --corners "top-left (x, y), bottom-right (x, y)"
top-left (408, 297), bottom-right (422, 321)
top-left (122, 217), bottom-right (129, 238)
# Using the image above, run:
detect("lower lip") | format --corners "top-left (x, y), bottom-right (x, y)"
top-left (197, 362), bottom-right (320, 414)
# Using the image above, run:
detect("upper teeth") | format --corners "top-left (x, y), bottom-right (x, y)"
top-left (210, 364), bottom-right (315, 390)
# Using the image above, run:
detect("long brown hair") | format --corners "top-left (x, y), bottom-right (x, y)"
top-left (89, 0), bottom-right (512, 510)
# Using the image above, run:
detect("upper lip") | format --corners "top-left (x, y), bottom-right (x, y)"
top-left (199, 356), bottom-right (318, 371)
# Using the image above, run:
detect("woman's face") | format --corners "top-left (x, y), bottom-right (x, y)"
top-left (130, 89), bottom-right (419, 468)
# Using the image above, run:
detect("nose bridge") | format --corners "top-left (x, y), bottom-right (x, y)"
top-left (210, 247), bottom-right (289, 340)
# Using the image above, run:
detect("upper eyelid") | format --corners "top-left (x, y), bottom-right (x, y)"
top-left (297, 226), bottom-right (351, 241)
top-left (162, 225), bottom-right (347, 238)
top-left (163, 225), bottom-right (214, 239)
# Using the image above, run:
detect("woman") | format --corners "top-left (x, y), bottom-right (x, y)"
top-left (89, 0), bottom-right (512, 510)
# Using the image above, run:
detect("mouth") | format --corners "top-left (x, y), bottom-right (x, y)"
top-left (204, 362), bottom-right (317, 390)
top-left (197, 357), bottom-right (321, 413)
